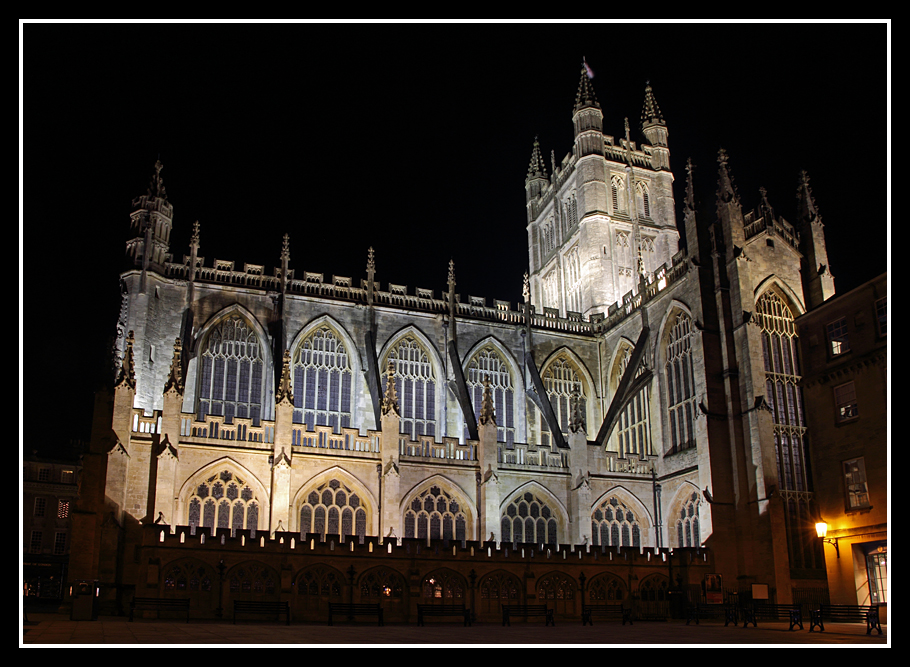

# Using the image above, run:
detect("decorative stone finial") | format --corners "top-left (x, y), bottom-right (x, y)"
top-left (116, 331), bottom-right (136, 390)
top-left (569, 387), bottom-right (586, 434)
top-left (163, 337), bottom-right (184, 395)
top-left (281, 233), bottom-right (290, 262)
top-left (448, 259), bottom-right (456, 290)
top-left (382, 361), bottom-right (400, 417)
top-left (522, 272), bottom-right (530, 303)
top-left (685, 158), bottom-right (696, 212)
top-left (276, 349), bottom-right (293, 404)
top-left (367, 246), bottom-right (375, 274)
top-left (716, 148), bottom-right (739, 205)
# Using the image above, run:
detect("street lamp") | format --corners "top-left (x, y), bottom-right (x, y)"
top-left (815, 520), bottom-right (840, 558)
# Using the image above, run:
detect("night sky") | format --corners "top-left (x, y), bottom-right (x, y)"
top-left (22, 22), bottom-right (889, 456)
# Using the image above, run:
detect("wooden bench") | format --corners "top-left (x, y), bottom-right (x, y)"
top-left (810, 604), bottom-right (883, 635)
top-left (685, 603), bottom-right (724, 625)
top-left (751, 603), bottom-right (803, 630)
top-left (581, 604), bottom-right (632, 625)
top-left (502, 604), bottom-right (554, 626)
top-left (327, 602), bottom-right (384, 626)
top-left (417, 604), bottom-right (472, 626)
top-left (129, 597), bottom-right (190, 622)
top-left (232, 600), bottom-right (290, 625)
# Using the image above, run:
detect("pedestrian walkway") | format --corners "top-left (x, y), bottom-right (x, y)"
top-left (22, 611), bottom-right (888, 646)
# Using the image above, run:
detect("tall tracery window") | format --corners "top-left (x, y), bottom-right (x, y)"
top-left (292, 326), bottom-right (352, 433)
top-left (614, 346), bottom-right (651, 458)
top-left (542, 270), bottom-right (559, 310)
top-left (665, 312), bottom-right (697, 454)
top-left (615, 230), bottom-right (632, 278)
top-left (404, 485), bottom-right (468, 542)
top-left (187, 470), bottom-right (260, 532)
top-left (479, 572), bottom-right (520, 614)
top-left (592, 496), bottom-right (642, 548)
top-left (197, 316), bottom-right (263, 425)
top-left (465, 347), bottom-right (515, 446)
top-left (637, 181), bottom-right (651, 219)
top-left (587, 575), bottom-right (626, 601)
top-left (756, 291), bottom-right (808, 492)
top-left (383, 336), bottom-right (436, 439)
top-left (299, 478), bottom-right (367, 541)
top-left (501, 490), bottom-right (559, 545)
top-left (676, 492), bottom-right (701, 548)
top-left (564, 246), bottom-right (582, 313)
top-left (540, 357), bottom-right (586, 448)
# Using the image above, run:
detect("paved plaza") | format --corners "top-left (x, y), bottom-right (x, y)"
top-left (22, 610), bottom-right (888, 646)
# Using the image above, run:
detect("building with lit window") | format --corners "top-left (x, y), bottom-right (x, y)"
top-left (72, 66), bottom-right (852, 621)
top-left (796, 273), bottom-right (888, 616)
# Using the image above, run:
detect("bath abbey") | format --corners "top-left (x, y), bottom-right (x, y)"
top-left (70, 66), bottom-right (840, 623)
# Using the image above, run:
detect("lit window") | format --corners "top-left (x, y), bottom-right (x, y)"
top-left (61, 470), bottom-right (75, 484)
top-left (292, 326), bottom-right (353, 434)
top-left (827, 317), bottom-right (849, 356)
top-left (834, 381), bottom-right (858, 421)
top-left (57, 499), bottom-right (70, 519)
top-left (843, 457), bottom-right (870, 510)
top-left (197, 316), bottom-right (264, 426)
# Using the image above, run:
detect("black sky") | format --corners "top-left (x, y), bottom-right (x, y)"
top-left (22, 21), bottom-right (890, 455)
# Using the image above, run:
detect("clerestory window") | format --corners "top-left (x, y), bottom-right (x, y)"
top-left (292, 326), bottom-right (352, 433)
top-left (197, 316), bottom-right (263, 426)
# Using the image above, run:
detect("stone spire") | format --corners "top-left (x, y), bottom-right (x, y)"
top-left (116, 331), bottom-right (136, 390)
top-left (685, 158), bottom-right (697, 213)
top-left (759, 186), bottom-right (774, 220)
top-left (275, 349), bottom-right (293, 405)
top-left (382, 362), bottom-right (400, 417)
top-left (716, 148), bottom-right (739, 205)
top-left (796, 170), bottom-right (821, 225)
top-left (640, 81), bottom-right (665, 129)
top-left (796, 171), bottom-right (836, 308)
top-left (163, 338), bottom-right (184, 395)
top-left (526, 137), bottom-right (548, 181)
top-left (573, 60), bottom-right (600, 114)
top-left (479, 376), bottom-right (496, 426)
top-left (146, 159), bottom-right (167, 200)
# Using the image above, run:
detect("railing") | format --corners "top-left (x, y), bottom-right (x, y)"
top-left (400, 436), bottom-right (474, 461)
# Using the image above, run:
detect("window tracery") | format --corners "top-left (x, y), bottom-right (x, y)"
top-left (676, 492), bottom-right (700, 547)
top-left (197, 316), bottom-right (263, 425)
top-left (614, 346), bottom-right (651, 458)
top-left (404, 485), bottom-right (468, 541)
top-left (501, 490), bottom-right (559, 545)
top-left (665, 312), bottom-right (696, 454)
top-left (540, 356), bottom-right (586, 448)
top-left (466, 346), bottom-right (515, 445)
top-left (292, 326), bottom-right (352, 433)
top-left (591, 496), bottom-right (642, 547)
top-left (298, 478), bottom-right (367, 540)
top-left (187, 469), bottom-right (260, 531)
top-left (383, 336), bottom-right (436, 439)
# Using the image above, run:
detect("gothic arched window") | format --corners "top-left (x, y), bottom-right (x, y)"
top-left (501, 490), bottom-right (559, 546)
top-left (614, 346), bottom-right (651, 458)
top-left (292, 326), bottom-right (352, 434)
top-left (564, 246), bottom-right (582, 314)
top-left (383, 336), bottom-right (437, 439)
top-left (756, 291), bottom-right (808, 492)
top-left (676, 492), bottom-right (701, 548)
top-left (592, 496), bottom-right (642, 548)
top-left (298, 478), bottom-right (367, 541)
top-left (611, 175), bottom-right (627, 215)
top-left (404, 485), bottom-right (468, 542)
top-left (665, 313), bottom-right (696, 454)
top-left (540, 356), bottom-right (586, 448)
top-left (465, 346), bottom-right (515, 446)
top-left (197, 316), bottom-right (263, 425)
top-left (187, 469), bottom-right (260, 531)
top-left (637, 181), bottom-right (651, 219)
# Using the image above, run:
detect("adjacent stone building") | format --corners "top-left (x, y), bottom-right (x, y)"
top-left (71, 65), bottom-right (845, 620)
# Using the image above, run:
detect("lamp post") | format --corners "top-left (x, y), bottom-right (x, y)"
top-left (815, 520), bottom-right (840, 558)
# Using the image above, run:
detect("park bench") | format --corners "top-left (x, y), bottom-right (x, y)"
top-left (581, 603), bottom-right (632, 625)
top-left (809, 604), bottom-right (883, 635)
top-left (416, 604), bottom-right (472, 626)
top-left (502, 604), bottom-right (554, 626)
top-left (327, 602), bottom-right (384, 626)
top-left (751, 603), bottom-right (803, 630)
top-left (232, 600), bottom-right (290, 625)
top-left (129, 597), bottom-right (190, 622)
top-left (685, 603), bottom-right (725, 626)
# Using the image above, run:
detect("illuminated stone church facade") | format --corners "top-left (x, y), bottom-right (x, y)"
top-left (80, 66), bottom-right (836, 614)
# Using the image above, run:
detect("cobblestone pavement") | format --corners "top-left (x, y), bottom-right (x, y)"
top-left (22, 612), bottom-right (889, 646)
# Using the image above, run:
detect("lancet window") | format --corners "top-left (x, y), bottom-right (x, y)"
top-left (292, 326), bottom-right (352, 433)
top-left (501, 490), bottom-right (559, 545)
top-left (591, 496), bottom-right (642, 547)
top-left (637, 181), bottom-right (651, 219)
top-left (383, 336), bottom-right (436, 439)
top-left (465, 346), bottom-right (515, 446)
top-left (756, 291), bottom-right (808, 492)
top-left (665, 312), bottom-right (697, 454)
top-left (298, 478), bottom-right (367, 540)
top-left (196, 316), bottom-right (263, 425)
top-left (187, 470), bottom-right (260, 531)
top-left (403, 485), bottom-right (468, 542)
top-left (676, 492), bottom-right (701, 548)
top-left (611, 175), bottom-right (627, 215)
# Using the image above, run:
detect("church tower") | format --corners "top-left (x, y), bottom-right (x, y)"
top-left (526, 66), bottom-right (679, 319)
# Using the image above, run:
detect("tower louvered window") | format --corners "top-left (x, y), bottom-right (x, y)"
top-left (611, 175), bottom-right (627, 215)
top-left (292, 327), bottom-right (352, 434)
top-left (637, 182), bottom-right (651, 218)
top-left (383, 336), bottom-right (436, 439)
top-left (197, 316), bottom-right (263, 426)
